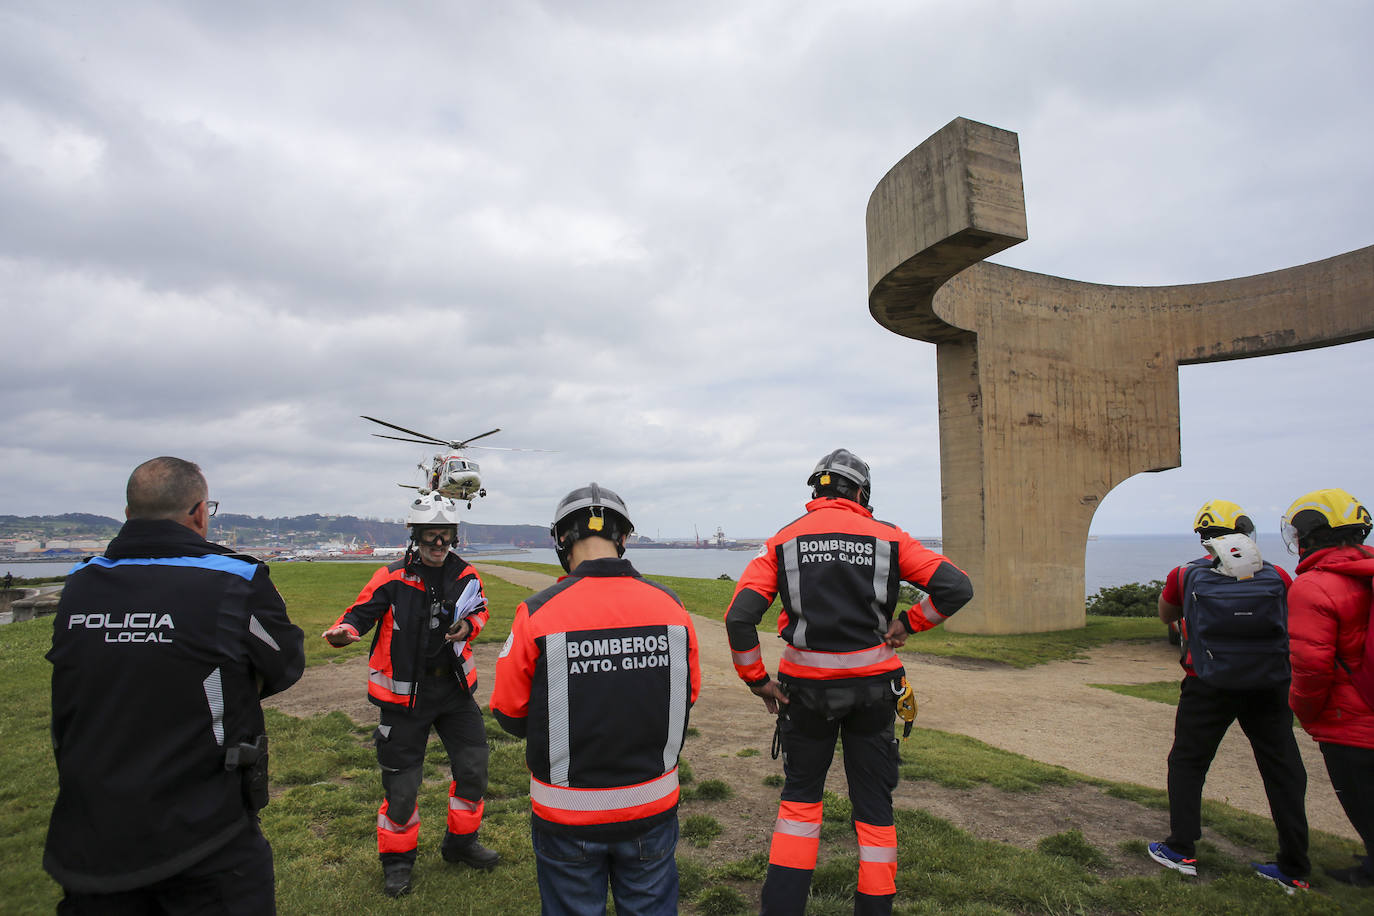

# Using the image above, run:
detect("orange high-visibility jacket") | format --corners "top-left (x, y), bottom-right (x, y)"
top-left (725, 497), bottom-right (971, 688)
top-left (333, 554), bottom-right (488, 708)
top-left (491, 557), bottom-right (701, 840)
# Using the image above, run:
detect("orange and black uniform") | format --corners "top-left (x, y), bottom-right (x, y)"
top-left (490, 557), bottom-right (701, 840)
top-left (333, 552), bottom-right (491, 865)
top-left (725, 497), bottom-right (972, 915)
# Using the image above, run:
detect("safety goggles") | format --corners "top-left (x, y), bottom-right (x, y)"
top-left (416, 530), bottom-right (456, 549)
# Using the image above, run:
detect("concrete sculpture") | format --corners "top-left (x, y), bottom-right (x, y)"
top-left (867, 117), bottom-right (1374, 633)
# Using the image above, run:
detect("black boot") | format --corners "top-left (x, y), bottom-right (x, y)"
top-left (382, 860), bottom-right (413, 897)
top-left (1325, 863), bottom-right (1374, 887)
top-left (441, 832), bottom-right (500, 870)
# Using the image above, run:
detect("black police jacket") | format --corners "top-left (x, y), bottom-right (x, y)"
top-left (43, 519), bottom-right (305, 893)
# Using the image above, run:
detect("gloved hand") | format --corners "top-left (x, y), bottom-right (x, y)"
top-left (445, 618), bottom-right (473, 643)
top-left (750, 680), bottom-right (790, 715)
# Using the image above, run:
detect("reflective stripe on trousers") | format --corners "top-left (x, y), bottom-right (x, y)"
top-left (768, 799), bottom-right (823, 870)
top-left (377, 799), bottom-right (420, 854)
top-left (447, 785), bottom-right (484, 835)
top-left (855, 820), bottom-right (898, 896)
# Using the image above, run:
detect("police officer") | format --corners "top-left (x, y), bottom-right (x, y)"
top-left (323, 493), bottom-right (499, 897)
top-left (44, 456), bottom-right (305, 914)
top-left (725, 449), bottom-right (972, 915)
top-left (491, 484), bottom-right (701, 916)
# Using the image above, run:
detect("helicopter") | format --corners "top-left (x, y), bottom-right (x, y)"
top-left (362, 416), bottom-right (545, 508)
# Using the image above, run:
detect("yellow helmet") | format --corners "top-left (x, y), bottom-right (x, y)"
top-left (1192, 499), bottom-right (1254, 538)
top-left (1281, 488), bottom-right (1371, 553)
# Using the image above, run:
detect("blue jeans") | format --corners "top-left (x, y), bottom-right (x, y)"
top-left (531, 817), bottom-right (679, 916)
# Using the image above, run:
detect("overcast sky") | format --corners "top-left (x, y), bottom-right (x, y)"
top-left (2, 0), bottom-right (1371, 540)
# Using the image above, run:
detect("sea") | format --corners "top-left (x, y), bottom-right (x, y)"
top-left (2, 532), bottom-right (1298, 596)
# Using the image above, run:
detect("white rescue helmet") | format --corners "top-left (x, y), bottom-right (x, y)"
top-left (407, 492), bottom-right (461, 528)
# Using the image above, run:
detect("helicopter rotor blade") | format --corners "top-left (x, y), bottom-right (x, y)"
top-left (361, 416), bottom-right (448, 446)
top-left (371, 433), bottom-right (446, 446)
top-left (462, 445), bottom-right (556, 452)
top-left (452, 428), bottom-right (502, 449)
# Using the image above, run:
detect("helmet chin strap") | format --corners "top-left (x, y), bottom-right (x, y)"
top-left (554, 529), bottom-right (577, 572)
top-left (554, 523), bottom-right (626, 572)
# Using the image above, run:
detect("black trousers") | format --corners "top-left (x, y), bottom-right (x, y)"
top-left (1319, 741), bottom-right (1374, 876)
top-left (57, 819), bottom-right (275, 915)
top-left (762, 688), bottom-right (899, 916)
top-left (376, 671), bottom-right (489, 864)
top-left (1165, 677), bottom-right (1309, 877)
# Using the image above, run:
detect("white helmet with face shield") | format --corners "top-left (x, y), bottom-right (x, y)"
top-left (408, 492), bottom-right (461, 527)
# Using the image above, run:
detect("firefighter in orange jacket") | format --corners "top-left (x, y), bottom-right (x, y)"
top-left (492, 484), bottom-right (701, 915)
top-left (323, 493), bottom-right (498, 897)
top-left (725, 450), bottom-right (972, 915)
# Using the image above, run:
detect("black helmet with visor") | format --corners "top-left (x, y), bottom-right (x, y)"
top-left (549, 482), bottom-right (634, 571)
top-left (807, 448), bottom-right (871, 508)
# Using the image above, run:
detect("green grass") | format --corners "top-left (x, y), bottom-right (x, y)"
top-left (691, 779), bottom-right (734, 801)
top-left (7, 564), bottom-right (1371, 914)
top-left (905, 614), bottom-right (1165, 668)
top-left (887, 807), bottom-right (1345, 915)
top-left (1036, 829), bottom-right (1111, 869)
top-left (681, 814), bottom-right (724, 848)
top-left (4, 575), bottom-right (67, 586)
top-left (0, 616), bottom-right (60, 911)
top-left (900, 728), bottom-right (1080, 792)
top-left (1090, 680), bottom-right (1182, 705)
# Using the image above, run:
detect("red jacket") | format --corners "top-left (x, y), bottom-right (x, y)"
top-left (725, 497), bottom-right (972, 688)
top-left (490, 558), bottom-right (701, 840)
top-left (1288, 544), bottom-right (1374, 749)
top-left (333, 553), bottom-right (488, 708)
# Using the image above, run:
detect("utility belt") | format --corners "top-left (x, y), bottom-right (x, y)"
top-left (771, 675), bottom-right (910, 759)
top-left (225, 735), bottom-right (270, 812)
top-left (783, 675), bottom-right (903, 720)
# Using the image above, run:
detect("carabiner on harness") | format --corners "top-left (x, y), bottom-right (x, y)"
top-left (893, 676), bottom-right (917, 739)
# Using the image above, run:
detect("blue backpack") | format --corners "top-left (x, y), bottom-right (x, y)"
top-left (1181, 559), bottom-right (1290, 689)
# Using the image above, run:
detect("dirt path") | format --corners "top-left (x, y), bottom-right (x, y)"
top-left (268, 562), bottom-right (1356, 869)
